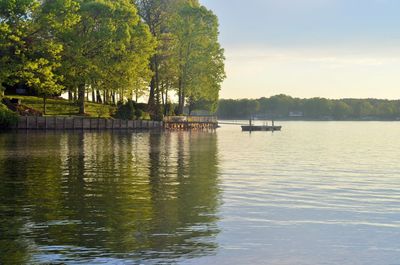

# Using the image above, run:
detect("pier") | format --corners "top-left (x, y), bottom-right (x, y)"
top-left (163, 116), bottom-right (218, 130)
top-left (241, 118), bottom-right (282, 132)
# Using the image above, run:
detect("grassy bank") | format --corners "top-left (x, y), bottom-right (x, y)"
top-left (6, 95), bottom-right (116, 118)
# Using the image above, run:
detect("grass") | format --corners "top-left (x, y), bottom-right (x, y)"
top-left (6, 95), bottom-right (116, 118)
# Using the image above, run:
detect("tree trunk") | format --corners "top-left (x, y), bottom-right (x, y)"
top-left (181, 91), bottom-right (185, 115)
top-left (177, 77), bottom-right (184, 115)
top-left (73, 88), bottom-right (77, 102)
top-left (68, 89), bottom-right (73, 102)
top-left (164, 85), bottom-right (169, 116)
top-left (188, 98), bottom-right (194, 116)
top-left (120, 89), bottom-right (124, 103)
top-left (148, 54), bottom-right (163, 120)
top-left (148, 55), bottom-right (157, 106)
top-left (112, 92), bottom-right (116, 105)
top-left (78, 84), bottom-right (85, 115)
top-left (104, 90), bottom-right (108, 104)
top-left (92, 88), bottom-right (95, 102)
top-left (148, 74), bottom-right (156, 109)
top-left (161, 82), bottom-right (165, 107)
top-left (43, 95), bottom-right (47, 115)
top-left (96, 90), bottom-right (102, 103)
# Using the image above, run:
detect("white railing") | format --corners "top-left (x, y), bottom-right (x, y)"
top-left (164, 116), bottom-right (217, 123)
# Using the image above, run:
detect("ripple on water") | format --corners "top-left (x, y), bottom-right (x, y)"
top-left (1, 123), bottom-right (400, 264)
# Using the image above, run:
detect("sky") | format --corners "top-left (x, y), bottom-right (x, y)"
top-left (200, 0), bottom-right (400, 100)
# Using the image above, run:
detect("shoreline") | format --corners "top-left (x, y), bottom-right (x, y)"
top-left (10, 116), bottom-right (163, 131)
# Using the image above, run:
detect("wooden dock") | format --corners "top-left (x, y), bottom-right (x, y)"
top-left (163, 116), bottom-right (218, 130)
top-left (241, 125), bottom-right (282, 132)
top-left (241, 119), bottom-right (282, 132)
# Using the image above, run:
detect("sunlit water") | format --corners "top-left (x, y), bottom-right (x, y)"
top-left (1, 122), bottom-right (400, 264)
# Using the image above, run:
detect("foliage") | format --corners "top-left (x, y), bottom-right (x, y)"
top-left (114, 100), bottom-right (136, 120)
top-left (218, 94), bottom-right (400, 120)
top-left (59, 0), bottom-right (156, 114)
top-left (0, 0), bottom-right (80, 113)
top-left (170, 1), bottom-right (225, 114)
top-left (134, 0), bottom-right (170, 119)
top-left (113, 100), bottom-right (151, 120)
top-left (0, 0), bottom-right (224, 118)
top-left (0, 103), bottom-right (19, 128)
top-left (134, 0), bottom-right (225, 117)
top-left (135, 108), bottom-right (143, 120)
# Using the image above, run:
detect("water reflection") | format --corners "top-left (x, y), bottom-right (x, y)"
top-left (0, 131), bottom-right (221, 264)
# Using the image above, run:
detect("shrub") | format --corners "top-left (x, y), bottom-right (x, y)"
top-left (141, 112), bottom-right (151, 120)
top-left (0, 103), bottom-right (19, 128)
top-left (114, 100), bottom-right (136, 120)
top-left (164, 103), bottom-right (176, 116)
top-left (135, 108), bottom-right (143, 120)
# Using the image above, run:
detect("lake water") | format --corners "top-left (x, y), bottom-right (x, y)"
top-left (1, 122), bottom-right (400, 265)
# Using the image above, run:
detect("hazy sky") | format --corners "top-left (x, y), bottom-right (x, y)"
top-left (200, 0), bottom-right (400, 99)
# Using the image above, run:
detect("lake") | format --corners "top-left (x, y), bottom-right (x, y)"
top-left (1, 122), bottom-right (400, 264)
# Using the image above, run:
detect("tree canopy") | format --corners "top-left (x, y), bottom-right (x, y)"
top-left (0, 0), bottom-right (225, 119)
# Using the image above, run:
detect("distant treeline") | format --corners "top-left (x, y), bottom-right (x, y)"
top-left (217, 94), bottom-right (400, 120)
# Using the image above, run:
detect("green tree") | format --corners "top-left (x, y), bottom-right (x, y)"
top-left (171, 3), bottom-right (225, 114)
top-left (61, 0), bottom-right (153, 115)
top-left (332, 101), bottom-right (352, 120)
top-left (92, 13), bottom-right (156, 106)
top-left (353, 100), bottom-right (374, 118)
top-left (304, 97), bottom-right (332, 118)
top-left (135, 0), bottom-right (171, 120)
top-left (0, 0), bottom-right (79, 113)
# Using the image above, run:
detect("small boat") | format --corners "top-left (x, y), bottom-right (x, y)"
top-left (241, 125), bottom-right (282, 132)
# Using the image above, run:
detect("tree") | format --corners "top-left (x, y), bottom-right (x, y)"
top-left (353, 100), bottom-right (374, 118)
top-left (92, 15), bottom-right (156, 106)
top-left (60, 0), bottom-right (154, 115)
top-left (267, 94), bottom-right (296, 117)
top-left (135, 0), bottom-right (171, 120)
top-left (304, 98), bottom-right (332, 118)
top-left (135, 0), bottom-right (225, 117)
top-left (0, 0), bottom-right (79, 113)
top-left (171, 3), bottom-right (225, 114)
top-left (332, 101), bottom-right (352, 120)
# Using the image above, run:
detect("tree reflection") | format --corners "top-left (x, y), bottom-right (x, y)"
top-left (0, 131), bottom-right (220, 264)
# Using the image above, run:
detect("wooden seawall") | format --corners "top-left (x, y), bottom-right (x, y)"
top-left (12, 116), bottom-right (163, 130)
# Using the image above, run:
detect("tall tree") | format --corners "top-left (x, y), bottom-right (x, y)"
top-left (134, 0), bottom-right (172, 120)
top-left (171, 3), bottom-right (225, 114)
top-left (61, 0), bottom-right (154, 114)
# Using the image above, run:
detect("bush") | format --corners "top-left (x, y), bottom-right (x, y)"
top-left (0, 103), bottom-right (19, 128)
top-left (114, 100), bottom-right (136, 120)
top-left (135, 108), bottom-right (143, 120)
top-left (141, 112), bottom-right (151, 120)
